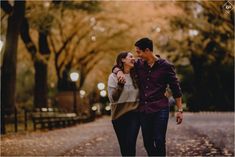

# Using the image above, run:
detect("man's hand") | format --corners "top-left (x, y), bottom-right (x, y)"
top-left (117, 71), bottom-right (126, 84)
top-left (175, 98), bottom-right (183, 125)
top-left (176, 112), bottom-right (183, 125)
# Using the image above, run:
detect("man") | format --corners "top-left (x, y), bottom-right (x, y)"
top-left (113, 37), bottom-right (183, 156)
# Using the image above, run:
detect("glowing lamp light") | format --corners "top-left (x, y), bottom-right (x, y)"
top-left (105, 105), bottom-right (111, 111)
top-left (92, 106), bottom-right (97, 111)
top-left (97, 82), bottom-right (105, 90)
top-left (80, 90), bottom-right (86, 97)
top-left (70, 72), bottom-right (79, 82)
top-left (100, 90), bottom-right (107, 97)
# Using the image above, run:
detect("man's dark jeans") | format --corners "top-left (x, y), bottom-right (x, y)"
top-left (140, 107), bottom-right (169, 156)
top-left (112, 111), bottom-right (140, 156)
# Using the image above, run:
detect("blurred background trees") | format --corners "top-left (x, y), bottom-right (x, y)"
top-left (1, 1), bottom-right (25, 113)
top-left (156, 1), bottom-right (234, 111)
top-left (1, 0), bottom-right (234, 116)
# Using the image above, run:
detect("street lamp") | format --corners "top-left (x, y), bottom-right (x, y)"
top-left (80, 90), bottom-right (86, 98)
top-left (97, 82), bottom-right (105, 90)
top-left (70, 72), bottom-right (79, 114)
top-left (100, 90), bottom-right (107, 97)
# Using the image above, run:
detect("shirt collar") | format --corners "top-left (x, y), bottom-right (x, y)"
top-left (144, 55), bottom-right (161, 68)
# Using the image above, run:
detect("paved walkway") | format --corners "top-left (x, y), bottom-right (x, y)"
top-left (1, 113), bottom-right (234, 156)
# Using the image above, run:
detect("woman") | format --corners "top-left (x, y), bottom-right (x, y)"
top-left (108, 52), bottom-right (140, 156)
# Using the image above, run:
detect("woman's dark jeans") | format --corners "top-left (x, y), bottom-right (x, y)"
top-left (140, 107), bottom-right (169, 156)
top-left (112, 111), bottom-right (140, 156)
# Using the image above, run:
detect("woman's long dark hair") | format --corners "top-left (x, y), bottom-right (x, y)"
top-left (116, 52), bottom-right (138, 89)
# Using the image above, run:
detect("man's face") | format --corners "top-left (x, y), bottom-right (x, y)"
top-left (135, 46), bottom-right (147, 60)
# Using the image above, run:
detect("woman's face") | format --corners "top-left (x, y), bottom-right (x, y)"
top-left (122, 52), bottom-right (135, 68)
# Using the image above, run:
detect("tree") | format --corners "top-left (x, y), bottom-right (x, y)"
top-left (161, 1), bottom-right (234, 111)
top-left (1, 1), bottom-right (101, 108)
top-left (1, 1), bottom-right (50, 108)
top-left (29, 1), bottom-right (101, 107)
top-left (1, 0), bottom-right (25, 134)
top-left (47, 3), bottom-right (133, 92)
top-left (1, 0), bottom-right (199, 113)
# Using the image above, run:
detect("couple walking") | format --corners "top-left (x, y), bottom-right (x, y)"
top-left (108, 37), bottom-right (183, 156)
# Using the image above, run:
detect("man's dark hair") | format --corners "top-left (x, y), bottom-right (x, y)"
top-left (135, 37), bottom-right (153, 51)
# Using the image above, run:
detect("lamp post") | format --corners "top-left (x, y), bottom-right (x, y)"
top-left (70, 72), bottom-right (79, 114)
top-left (97, 82), bottom-right (106, 104)
top-left (97, 82), bottom-right (107, 115)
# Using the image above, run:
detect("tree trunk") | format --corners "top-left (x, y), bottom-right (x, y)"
top-left (57, 62), bottom-right (74, 91)
top-left (1, 1), bottom-right (25, 134)
top-left (33, 32), bottom-right (50, 108)
top-left (20, 18), bottom-right (37, 57)
top-left (1, 1), bottom-right (25, 112)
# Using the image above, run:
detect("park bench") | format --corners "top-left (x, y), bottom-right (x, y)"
top-left (32, 108), bottom-right (78, 130)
